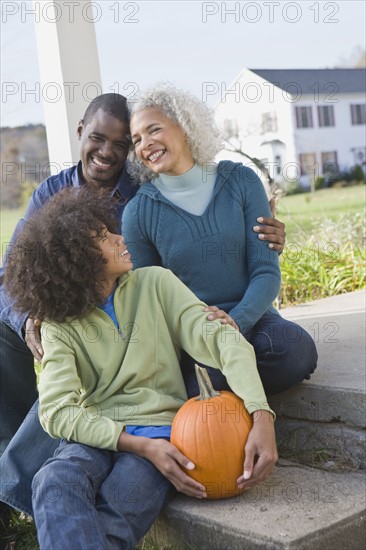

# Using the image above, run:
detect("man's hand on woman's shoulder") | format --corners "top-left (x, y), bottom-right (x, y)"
top-left (253, 198), bottom-right (286, 252)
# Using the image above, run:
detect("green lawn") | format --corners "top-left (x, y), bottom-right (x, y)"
top-left (276, 184), bottom-right (365, 242)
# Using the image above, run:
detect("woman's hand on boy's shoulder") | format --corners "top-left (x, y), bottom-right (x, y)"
top-left (204, 306), bottom-right (239, 331)
top-left (143, 439), bottom-right (207, 499)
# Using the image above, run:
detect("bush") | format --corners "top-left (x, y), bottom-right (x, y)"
top-left (314, 176), bottom-right (325, 190)
top-left (280, 212), bottom-right (366, 306)
top-left (279, 179), bottom-right (307, 195)
top-left (324, 165), bottom-right (365, 187)
top-left (352, 164), bottom-right (365, 182)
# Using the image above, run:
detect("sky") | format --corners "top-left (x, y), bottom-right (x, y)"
top-left (1, 0), bottom-right (365, 127)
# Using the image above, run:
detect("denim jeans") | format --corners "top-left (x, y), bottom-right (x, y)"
top-left (32, 440), bottom-right (175, 550)
top-left (0, 401), bottom-right (59, 516)
top-left (0, 322), bottom-right (38, 456)
top-left (0, 312), bottom-right (317, 517)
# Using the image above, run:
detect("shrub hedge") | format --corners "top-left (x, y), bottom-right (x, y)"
top-left (280, 212), bottom-right (365, 306)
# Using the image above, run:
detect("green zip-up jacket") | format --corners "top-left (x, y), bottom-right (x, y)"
top-left (39, 267), bottom-right (272, 451)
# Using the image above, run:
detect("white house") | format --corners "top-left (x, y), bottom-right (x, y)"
top-left (215, 69), bottom-right (366, 188)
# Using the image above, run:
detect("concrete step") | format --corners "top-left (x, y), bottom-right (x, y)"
top-left (269, 384), bottom-right (365, 470)
top-left (148, 461), bottom-right (366, 550)
top-left (268, 291), bottom-right (366, 469)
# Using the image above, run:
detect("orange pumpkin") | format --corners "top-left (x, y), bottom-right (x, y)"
top-left (171, 364), bottom-right (253, 500)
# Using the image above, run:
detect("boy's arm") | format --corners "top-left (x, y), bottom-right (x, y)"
top-left (157, 270), bottom-right (272, 417)
top-left (39, 323), bottom-right (124, 450)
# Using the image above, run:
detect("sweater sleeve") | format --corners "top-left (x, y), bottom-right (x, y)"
top-left (38, 323), bottom-right (124, 450)
top-left (122, 194), bottom-right (162, 268)
top-left (157, 269), bottom-right (273, 416)
top-left (228, 166), bottom-right (281, 333)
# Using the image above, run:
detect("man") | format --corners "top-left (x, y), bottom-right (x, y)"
top-left (0, 92), bottom-right (285, 522)
top-left (0, 94), bottom-right (133, 454)
top-left (0, 94), bottom-right (135, 525)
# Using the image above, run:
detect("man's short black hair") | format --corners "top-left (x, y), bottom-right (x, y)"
top-left (83, 93), bottom-right (129, 126)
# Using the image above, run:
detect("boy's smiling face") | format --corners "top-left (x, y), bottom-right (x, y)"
top-left (97, 229), bottom-right (133, 280)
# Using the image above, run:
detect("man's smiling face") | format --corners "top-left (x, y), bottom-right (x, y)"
top-left (77, 108), bottom-right (130, 189)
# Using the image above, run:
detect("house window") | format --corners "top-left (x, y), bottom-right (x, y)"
top-left (321, 151), bottom-right (338, 175)
top-left (318, 106), bottom-right (335, 127)
top-left (295, 106), bottom-right (313, 128)
top-left (274, 155), bottom-right (282, 175)
top-left (351, 147), bottom-right (366, 165)
top-left (350, 104), bottom-right (366, 125)
top-left (223, 118), bottom-right (238, 138)
top-left (299, 153), bottom-right (317, 176)
top-left (261, 112), bottom-right (278, 133)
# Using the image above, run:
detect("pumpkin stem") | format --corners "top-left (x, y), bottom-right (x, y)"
top-left (194, 364), bottom-right (221, 400)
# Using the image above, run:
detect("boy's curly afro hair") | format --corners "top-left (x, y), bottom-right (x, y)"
top-left (5, 187), bottom-right (121, 323)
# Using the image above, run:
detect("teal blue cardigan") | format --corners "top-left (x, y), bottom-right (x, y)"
top-left (122, 161), bottom-right (281, 333)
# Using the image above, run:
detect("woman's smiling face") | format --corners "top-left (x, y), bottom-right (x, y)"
top-left (130, 108), bottom-right (194, 176)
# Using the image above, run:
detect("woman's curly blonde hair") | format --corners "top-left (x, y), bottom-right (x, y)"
top-left (127, 83), bottom-right (223, 183)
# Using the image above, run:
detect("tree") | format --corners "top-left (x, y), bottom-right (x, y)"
top-left (223, 134), bottom-right (274, 186)
top-left (336, 46), bottom-right (366, 68)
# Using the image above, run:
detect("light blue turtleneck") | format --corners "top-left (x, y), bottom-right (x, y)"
top-left (152, 163), bottom-right (217, 215)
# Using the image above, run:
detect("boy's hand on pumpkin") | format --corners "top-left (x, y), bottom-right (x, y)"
top-left (204, 306), bottom-right (239, 331)
top-left (237, 410), bottom-right (278, 490)
top-left (143, 439), bottom-right (207, 499)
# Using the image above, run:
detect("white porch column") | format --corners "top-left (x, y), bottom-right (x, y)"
top-left (32, 0), bottom-right (102, 172)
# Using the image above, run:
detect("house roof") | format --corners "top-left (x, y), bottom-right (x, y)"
top-left (250, 69), bottom-right (366, 94)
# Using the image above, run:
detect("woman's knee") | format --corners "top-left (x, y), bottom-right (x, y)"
top-left (288, 326), bottom-right (318, 382)
top-left (258, 316), bottom-right (317, 368)
top-left (254, 320), bottom-right (318, 394)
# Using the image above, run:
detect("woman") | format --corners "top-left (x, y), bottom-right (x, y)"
top-left (5, 188), bottom-right (277, 549)
top-left (123, 84), bottom-right (318, 397)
